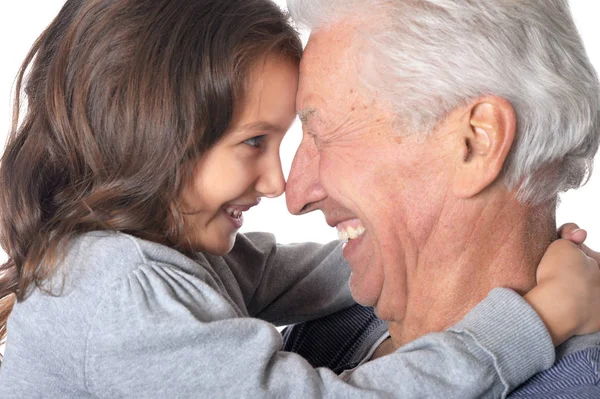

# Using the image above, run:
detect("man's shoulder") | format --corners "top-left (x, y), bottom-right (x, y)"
top-left (510, 335), bottom-right (600, 398)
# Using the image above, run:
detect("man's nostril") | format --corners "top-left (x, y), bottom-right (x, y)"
top-left (300, 202), bottom-right (314, 214)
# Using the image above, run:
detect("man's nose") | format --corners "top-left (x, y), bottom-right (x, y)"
top-left (255, 154), bottom-right (286, 199)
top-left (286, 137), bottom-right (327, 214)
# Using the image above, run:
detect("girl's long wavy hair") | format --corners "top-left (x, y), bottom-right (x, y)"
top-left (0, 0), bottom-right (302, 346)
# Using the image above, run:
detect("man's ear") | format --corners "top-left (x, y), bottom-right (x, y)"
top-left (452, 97), bottom-right (516, 198)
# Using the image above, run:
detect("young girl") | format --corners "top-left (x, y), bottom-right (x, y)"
top-left (0, 0), bottom-right (598, 397)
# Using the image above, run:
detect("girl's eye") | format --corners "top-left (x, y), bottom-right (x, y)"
top-left (243, 135), bottom-right (266, 148)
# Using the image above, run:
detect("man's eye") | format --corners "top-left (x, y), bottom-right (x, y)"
top-left (243, 135), bottom-right (266, 148)
top-left (308, 131), bottom-right (323, 150)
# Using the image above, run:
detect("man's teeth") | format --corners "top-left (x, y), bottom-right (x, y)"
top-left (225, 207), bottom-right (242, 219)
top-left (337, 225), bottom-right (366, 241)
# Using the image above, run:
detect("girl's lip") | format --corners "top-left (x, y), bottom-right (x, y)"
top-left (222, 199), bottom-right (261, 229)
top-left (223, 208), bottom-right (244, 229)
top-left (225, 199), bottom-right (261, 212)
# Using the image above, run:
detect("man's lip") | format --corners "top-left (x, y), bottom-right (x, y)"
top-left (325, 215), bottom-right (360, 228)
top-left (335, 218), bottom-right (364, 231)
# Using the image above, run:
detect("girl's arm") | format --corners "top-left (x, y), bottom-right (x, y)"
top-left (84, 237), bottom-right (599, 398)
top-left (84, 266), bottom-right (549, 398)
top-left (221, 232), bottom-right (354, 325)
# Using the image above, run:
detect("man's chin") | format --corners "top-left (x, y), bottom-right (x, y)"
top-left (344, 237), bottom-right (384, 306)
top-left (349, 273), bottom-right (382, 308)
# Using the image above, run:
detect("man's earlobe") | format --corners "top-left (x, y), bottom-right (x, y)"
top-left (453, 98), bottom-right (516, 199)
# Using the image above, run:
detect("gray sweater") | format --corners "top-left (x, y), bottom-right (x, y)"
top-left (0, 231), bottom-right (555, 398)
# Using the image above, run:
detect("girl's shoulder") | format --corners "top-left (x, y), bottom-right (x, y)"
top-left (23, 231), bottom-right (240, 323)
top-left (52, 231), bottom-right (218, 295)
top-left (68, 230), bottom-right (200, 272)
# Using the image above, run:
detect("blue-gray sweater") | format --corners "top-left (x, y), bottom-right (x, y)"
top-left (283, 304), bottom-right (600, 398)
top-left (1, 231), bottom-right (558, 397)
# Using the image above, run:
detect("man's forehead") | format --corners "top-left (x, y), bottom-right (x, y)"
top-left (303, 25), bottom-right (356, 63)
top-left (297, 28), bottom-right (360, 117)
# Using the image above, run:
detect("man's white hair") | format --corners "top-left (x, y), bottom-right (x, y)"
top-left (287, 0), bottom-right (600, 204)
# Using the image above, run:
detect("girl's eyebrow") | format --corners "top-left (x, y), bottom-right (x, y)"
top-left (234, 121), bottom-right (286, 135)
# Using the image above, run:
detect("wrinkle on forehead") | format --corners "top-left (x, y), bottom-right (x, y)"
top-left (297, 20), bottom-right (400, 149)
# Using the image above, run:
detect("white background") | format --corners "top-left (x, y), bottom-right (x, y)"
top-left (0, 0), bottom-right (598, 251)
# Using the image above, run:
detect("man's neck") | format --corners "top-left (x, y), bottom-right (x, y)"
top-left (385, 194), bottom-right (556, 347)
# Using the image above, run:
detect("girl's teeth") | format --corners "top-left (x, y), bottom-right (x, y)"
top-left (225, 207), bottom-right (242, 219)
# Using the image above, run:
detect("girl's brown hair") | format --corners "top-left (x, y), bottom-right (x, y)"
top-left (0, 0), bottom-right (302, 345)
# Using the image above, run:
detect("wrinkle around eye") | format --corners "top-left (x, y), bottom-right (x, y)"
top-left (308, 131), bottom-right (324, 151)
top-left (301, 126), bottom-right (322, 151)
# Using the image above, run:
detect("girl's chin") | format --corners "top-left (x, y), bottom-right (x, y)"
top-left (200, 233), bottom-right (238, 256)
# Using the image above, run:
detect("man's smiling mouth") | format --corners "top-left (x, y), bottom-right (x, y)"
top-left (336, 219), bottom-right (366, 241)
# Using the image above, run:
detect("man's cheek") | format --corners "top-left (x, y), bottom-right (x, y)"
top-left (320, 150), bottom-right (359, 179)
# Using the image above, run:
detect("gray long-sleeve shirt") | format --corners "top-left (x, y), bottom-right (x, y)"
top-left (0, 231), bottom-right (554, 397)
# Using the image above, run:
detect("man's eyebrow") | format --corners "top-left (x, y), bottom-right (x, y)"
top-left (298, 108), bottom-right (319, 124)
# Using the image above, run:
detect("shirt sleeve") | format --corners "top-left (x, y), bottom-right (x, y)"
top-left (221, 232), bottom-right (355, 326)
top-left (84, 263), bottom-right (554, 399)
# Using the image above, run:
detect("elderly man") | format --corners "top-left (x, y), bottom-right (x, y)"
top-left (282, 0), bottom-right (600, 396)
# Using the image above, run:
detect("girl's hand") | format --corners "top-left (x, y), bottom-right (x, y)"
top-left (525, 225), bottom-right (600, 346)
